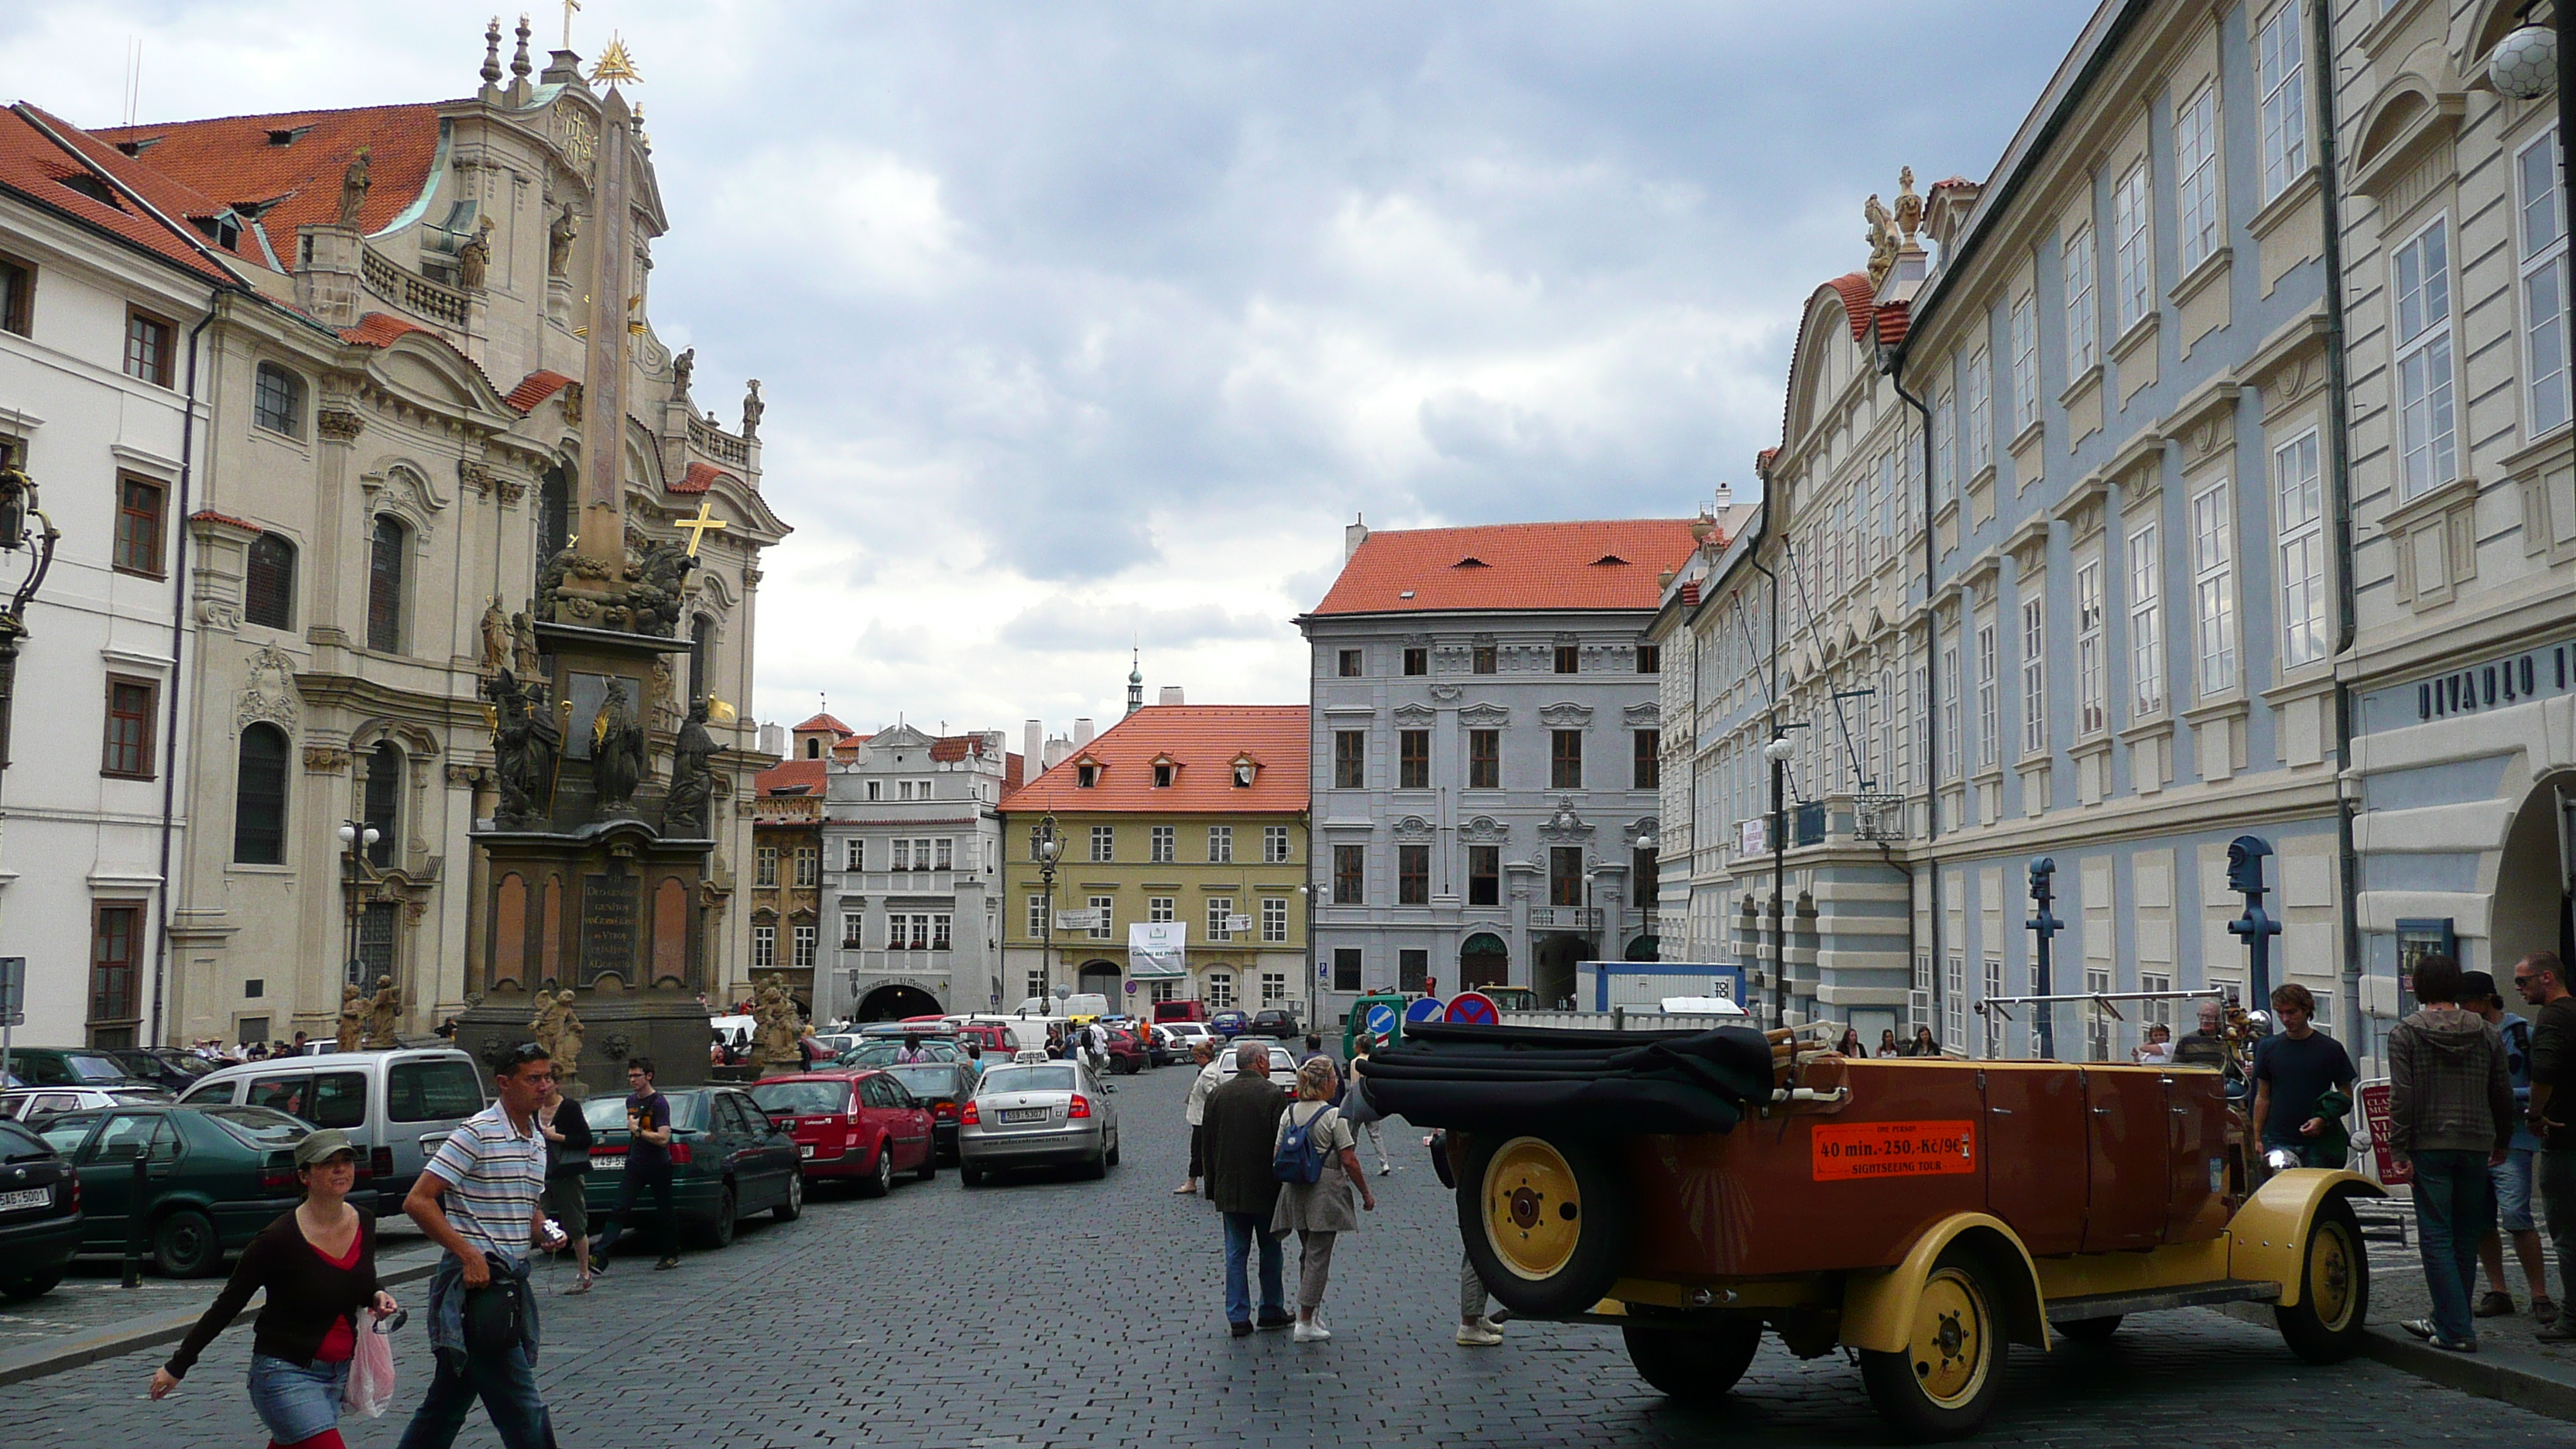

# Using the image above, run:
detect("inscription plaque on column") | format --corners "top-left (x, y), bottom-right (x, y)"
top-left (581, 872), bottom-right (640, 983)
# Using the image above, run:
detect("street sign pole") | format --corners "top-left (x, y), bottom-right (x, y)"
top-left (0, 956), bottom-right (22, 1088)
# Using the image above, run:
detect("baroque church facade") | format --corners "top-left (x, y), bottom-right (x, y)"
top-left (0, 22), bottom-right (786, 1047)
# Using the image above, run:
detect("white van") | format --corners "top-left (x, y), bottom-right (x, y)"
top-left (176, 1047), bottom-right (492, 1214)
top-left (1061, 993), bottom-right (1112, 1019)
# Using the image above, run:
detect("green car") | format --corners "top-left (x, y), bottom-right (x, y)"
top-left (31, 1104), bottom-right (379, 1276)
top-left (578, 1085), bottom-right (803, 1250)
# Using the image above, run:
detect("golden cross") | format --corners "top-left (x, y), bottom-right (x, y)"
top-left (677, 498), bottom-right (728, 557)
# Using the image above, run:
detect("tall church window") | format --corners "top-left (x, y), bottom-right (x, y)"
top-left (362, 741), bottom-right (401, 868)
top-left (245, 533), bottom-right (297, 630)
top-left (367, 516), bottom-right (406, 653)
top-left (235, 723), bottom-right (289, 865)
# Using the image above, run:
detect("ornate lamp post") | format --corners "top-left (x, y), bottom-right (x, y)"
top-left (337, 819), bottom-right (382, 989)
top-left (1033, 812), bottom-right (1060, 1014)
top-left (0, 461), bottom-right (60, 777)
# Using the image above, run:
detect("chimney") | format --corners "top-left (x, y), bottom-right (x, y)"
top-left (1159, 686), bottom-right (1184, 707)
top-left (1044, 735), bottom-right (1072, 769)
top-left (1024, 720), bottom-right (1043, 772)
top-left (1073, 718), bottom-right (1095, 748)
top-left (1345, 512), bottom-right (1370, 561)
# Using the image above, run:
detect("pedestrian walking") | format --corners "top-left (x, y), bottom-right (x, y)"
top-left (2464, 969), bottom-right (2554, 1324)
top-left (1343, 1040), bottom-right (1392, 1175)
top-left (1273, 1056), bottom-right (1378, 1342)
top-left (1425, 1129), bottom-right (1511, 1346)
top-left (1203, 1040), bottom-right (1293, 1336)
top-left (1176, 1040), bottom-right (1218, 1196)
top-left (590, 1057), bottom-right (679, 1273)
top-left (397, 1041), bottom-right (566, 1449)
top-left (535, 1075), bottom-right (594, 1294)
top-left (2387, 954), bottom-right (2515, 1353)
top-left (2519, 950), bottom-right (2576, 1343)
top-left (151, 1128), bottom-right (400, 1447)
top-left (2250, 983), bottom-right (2356, 1168)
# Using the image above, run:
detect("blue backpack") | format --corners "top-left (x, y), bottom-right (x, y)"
top-left (1272, 1105), bottom-right (1330, 1184)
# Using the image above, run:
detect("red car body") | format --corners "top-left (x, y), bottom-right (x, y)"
top-left (949, 1023), bottom-right (1016, 1060)
top-left (1153, 1001), bottom-right (1208, 1024)
top-left (749, 1070), bottom-right (935, 1188)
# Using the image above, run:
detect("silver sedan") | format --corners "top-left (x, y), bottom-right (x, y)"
top-left (957, 1060), bottom-right (1120, 1185)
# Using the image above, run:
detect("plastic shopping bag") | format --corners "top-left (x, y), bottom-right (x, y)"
top-left (344, 1314), bottom-right (396, 1419)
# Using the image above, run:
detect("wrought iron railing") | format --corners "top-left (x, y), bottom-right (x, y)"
top-left (1852, 793), bottom-right (1907, 842)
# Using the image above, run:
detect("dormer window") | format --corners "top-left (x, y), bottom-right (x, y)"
top-left (1077, 763), bottom-right (1099, 788)
top-left (1454, 556), bottom-right (1488, 567)
top-left (264, 126), bottom-right (313, 147)
top-left (1591, 553), bottom-right (1629, 566)
top-left (1153, 762), bottom-right (1175, 787)
top-left (1231, 754), bottom-right (1259, 787)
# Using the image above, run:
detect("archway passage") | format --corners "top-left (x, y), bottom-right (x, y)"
top-left (1458, 933), bottom-right (1509, 990)
top-left (1624, 934), bottom-right (1660, 963)
top-left (1076, 961), bottom-right (1122, 999)
top-left (1533, 933), bottom-right (1588, 1009)
top-left (2492, 774), bottom-right (2576, 971)
top-left (856, 984), bottom-right (943, 1022)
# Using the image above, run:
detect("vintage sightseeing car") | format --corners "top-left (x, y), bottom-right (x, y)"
top-left (1365, 1021), bottom-right (2376, 1440)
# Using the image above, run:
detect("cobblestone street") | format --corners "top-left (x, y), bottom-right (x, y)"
top-left (10, 1064), bottom-right (2561, 1447)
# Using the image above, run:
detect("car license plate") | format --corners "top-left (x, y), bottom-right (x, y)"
top-left (799, 1144), bottom-right (814, 1158)
top-left (0, 1186), bottom-right (49, 1213)
top-left (593, 1156), bottom-right (623, 1171)
top-left (1002, 1108), bottom-right (1049, 1123)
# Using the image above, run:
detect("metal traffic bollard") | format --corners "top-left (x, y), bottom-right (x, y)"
top-left (2026, 858), bottom-right (2062, 1060)
top-left (123, 1152), bottom-right (146, 1288)
top-left (2225, 835), bottom-right (2281, 1034)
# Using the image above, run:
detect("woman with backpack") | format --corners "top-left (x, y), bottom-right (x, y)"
top-left (1272, 1056), bottom-right (1376, 1341)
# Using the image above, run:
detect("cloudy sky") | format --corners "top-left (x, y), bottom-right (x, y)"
top-left (2, 2), bottom-right (2084, 740)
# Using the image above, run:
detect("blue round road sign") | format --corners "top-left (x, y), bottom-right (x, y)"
top-left (1444, 991), bottom-right (1500, 1026)
top-left (1365, 1003), bottom-right (1400, 1036)
top-left (1404, 997), bottom-right (1446, 1024)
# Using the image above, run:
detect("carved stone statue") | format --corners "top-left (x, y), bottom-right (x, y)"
top-left (670, 347), bottom-right (694, 397)
top-left (547, 201), bottom-right (580, 277)
top-left (663, 698), bottom-right (718, 837)
top-left (554, 993), bottom-right (585, 1084)
top-left (748, 974), bottom-right (803, 1076)
top-left (490, 668), bottom-right (560, 830)
top-left (511, 609), bottom-right (543, 680)
top-left (1865, 192), bottom-right (1898, 286)
top-left (338, 149), bottom-right (372, 227)
top-left (740, 379), bottom-right (764, 440)
top-left (361, 974), bottom-right (400, 1049)
top-left (335, 983), bottom-right (365, 1053)
top-left (621, 538), bottom-right (696, 638)
top-left (478, 597), bottom-right (510, 677)
top-left (457, 216), bottom-right (495, 290)
top-left (1893, 166), bottom-right (1924, 246)
top-left (589, 678), bottom-right (647, 817)
top-left (528, 989), bottom-right (566, 1053)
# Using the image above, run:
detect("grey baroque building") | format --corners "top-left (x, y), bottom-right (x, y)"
top-left (1297, 517), bottom-right (1701, 1016)
top-left (817, 724), bottom-right (1020, 1023)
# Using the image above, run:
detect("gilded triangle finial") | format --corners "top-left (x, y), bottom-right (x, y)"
top-left (590, 33), bottom-right (642, 86)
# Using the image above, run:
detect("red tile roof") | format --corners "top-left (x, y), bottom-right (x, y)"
top-left (753, 759), bottom-right (828, 796)
top-left (999, 705), bottom-right (1309, 816)
top-left (1824, 272), bottom-right (1876, 342)
top-left (92, 104), bottom-right (444, 265)
top-left (187, 509), bottom-right (262, 531)
top-left (0, 105), bottom-right (242, 283)
top-left (673, 461), bottom-right (736, 495)
top-left (793, 714), bottom-right (852, 735)
top-left (503, 370), bottom-right (576, 414)
top-left (339, 312), bottom-right (437, 348)
top-left (1309, 519), bottom-right (1699, 617)
top-left (1874, 299), bottom-right (1911, 348)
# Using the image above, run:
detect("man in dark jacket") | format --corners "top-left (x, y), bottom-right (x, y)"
top-left (2388, 954), bottom-right (2515, 1352)
top-left (2519, 950), bottom-right (2576, 1343)
top-left (1201, 1040), bottom-right (1291, 1336)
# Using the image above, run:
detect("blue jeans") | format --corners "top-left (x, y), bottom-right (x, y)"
top-left (246, 1352), bottom-right (349, 1443)
top-left (1222, 1211), bottom-right (1284, 1325)
top-left (2410, 1149), bottom-right (2496, 1344)
top-left (395, 1344), bottom-right (553, 1449)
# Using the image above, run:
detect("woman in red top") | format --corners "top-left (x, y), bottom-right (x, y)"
top-left (150, 1128), bottom-right (399, 1448)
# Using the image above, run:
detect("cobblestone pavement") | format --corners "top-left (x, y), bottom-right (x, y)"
top-left (11, 1064), bottom-right (2559, 1447)
top-left (0, 1221), bottom-right (433, 1353)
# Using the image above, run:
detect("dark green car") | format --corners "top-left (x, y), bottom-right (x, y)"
top-left (31, 1104), bottom-right (378, 1276)
top-left (578, 1086), bottom-right (803, 1249)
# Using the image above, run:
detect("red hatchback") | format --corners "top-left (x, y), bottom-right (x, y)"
top-left (749, 1070), bottom-right (936, 1197)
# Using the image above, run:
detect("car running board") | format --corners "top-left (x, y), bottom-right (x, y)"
top-left (2045, 1278), bottom-right (2283, 1323)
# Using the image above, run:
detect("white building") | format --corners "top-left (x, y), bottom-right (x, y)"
top-left (819, 722), bottom-right (1021, 1022)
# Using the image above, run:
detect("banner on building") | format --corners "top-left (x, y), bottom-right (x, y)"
top-left (1129, 921), bottom-right (1187, 979)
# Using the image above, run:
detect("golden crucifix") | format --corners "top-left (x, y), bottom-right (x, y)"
top-left (676, 499), bottom-right (728, 557)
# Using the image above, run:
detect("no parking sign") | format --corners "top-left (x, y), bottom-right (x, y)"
top-left (1444, 991), bottom-right (1500, 1026)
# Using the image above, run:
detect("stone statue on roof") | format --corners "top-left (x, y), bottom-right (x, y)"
top-left (457, 216), bottom-right (495, 290)
top-left (548, 201), bottom-right (580, 277)
top-left (740, 379), bottom-right (765, 440)
top-left (338, 148), bottom-right (372, 228)
top-left (670, 347), bottom-right (694, 399)
top-left (1865, 192), bottom-right (1897, 288)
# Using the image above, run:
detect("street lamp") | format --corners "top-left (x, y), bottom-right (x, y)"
top-left (1762, 730), bottom-right (1803, 1029)
top-left (1297, 882), bottom-right (1314, 1029)
top-left (337, 819), bottom-right (382, 988)
top-left (1033, 813), bottom-right (1060, 1016)
top-left (1633, 831), bottom-right (1656, 964)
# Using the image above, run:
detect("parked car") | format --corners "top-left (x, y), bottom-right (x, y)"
top-left (839, 1037), bottom-right (964, 1068)
top-left (748, 1070), bottom-right (935, 1194)
top-left (0, 1115), bottom-right (83, 1300)
top-left (1097, 1028), bottom-right (1148, 1076)
top-left (111, 1049), bottom-right (223, 1094)
top-left (581, 1085), bottom-right (803, 1248)
top-left (1248, 1009), bottom-right (1302, 1040)
top-left (4, 1085), bottom-right (174, 1121)
top-left (957, 1060), bottom-right (1120, 1185)
top-left (31, 1104), bottom-right (375, 1276)
top-left (1153, 1000), bottom-right (1210, 1025)
top-left (176, 1047), bottom-right (490, 1214)
top-left (947, 1022), bottom-right (1016, 1061)
top-left (1209, 1012), bottom-right (1250, 1039)
top-left (1160, 1021), bottom-right (1216, 1058)
top-left (875, 1063), bottom-right (972, 1161)
top-left (4, 1046), bottom-right (156, 1090)
top-left (1142, 1026), bottom-right (1183, 1067)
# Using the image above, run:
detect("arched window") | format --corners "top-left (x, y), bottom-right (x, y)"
top-left (367, 516), bottom-right (405, 652)
top-left (233, 724), bottom-right (289, 864)
top-left (362, 740), bottom-right (401, 868)
top-left (252, 362), bottom-right (305, 438)
top-left (244, 533), bottom-right (296, 630)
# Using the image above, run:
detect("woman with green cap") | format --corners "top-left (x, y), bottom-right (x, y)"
top-left (149, 1127), bottom-right (400, 1448)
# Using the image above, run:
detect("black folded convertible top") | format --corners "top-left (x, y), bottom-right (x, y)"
top-left (1358, 1021), bottom-right (1775, 1136)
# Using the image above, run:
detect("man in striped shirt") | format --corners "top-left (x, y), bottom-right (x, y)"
top-left (400, 1042), bottom-right (564, 1449)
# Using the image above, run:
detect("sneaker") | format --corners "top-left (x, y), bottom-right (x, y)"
top-left (2400, 1319), bottom-right (2437, 1342)
top-left (565, 1276), bottom-right (593, 1296)
top-left (1475, 1315), bottom-right (1507, 1338)
top-left (1457, 1322), bottom-right (1504, 1346)
top-left (1230, 1321), bottom-right (1253, 1339)
top-left (2536, 1297), bottom-right (2561, 1327)
top-left (1377, 1163), bottom-right (1392, 1176)
top-left (1173, 1184), bottom-right (1197, 1195)
top-left (1255, 1310), bottom-right (1294, 1331)
top-left (2537, 1319), bottom-right (2576, 1343)
top-left (1293, 1319), bottom-right (1331, 1342)
top-left (654, 1255), bottom-right (680, 1271)
top-left (2475, 1290), bottom-right (2516, 1318)
top-left (589, 1257), bottom-right (610, 1276)
top-left (2434, 1334), bottom-right (2479, 1354)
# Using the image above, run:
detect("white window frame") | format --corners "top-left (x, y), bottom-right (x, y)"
top-left (1263, 824), bottom-right (1291, 862)
top-left (1088, 895), bottom-right (1114, 940)
top-left (1206, 896), bottom-right (1234, 943)
top-left (1148, 896), bottom-right (1175, 923)
top-left (1204, 971), bottom-right (1235, 1010)
top-left (752, 924), bottom-right (776, 970)
top-left (2175, 84), bottom-right (2221, 272)
top-left (2256, 2), bottom-right (2306, 201)
top-left (1984, 957), bottom-right (2006, 1058)
top-left (2191, 478), bottom-right (2239, 697)
top-left (1975, 617), bottom-right (1999, 770)
top-left (841, 911), bottom-right (864, 949)
top-left (1208, 824), bottom-right (1233, 864)
top-left (1150, 824), bottom-right (1174, 863)
top-left (793, 923), bottom-right (817, 970)
top-left (1966, 348), bottom-right (1993, 474)
top-left (934, 838), bottom-right (953, 871)
top-left (1090, 824), bottom-right (1115, 862)
top-left (2517, 128), bottom-right (2571, 437)
top-left (1026, 896), bottom-right (1046, 937)
top-left (2113, 161), bottom-right (2153, 332)
top-left (932, 914), bottom-right (952, 952)
top-left (1935, 389), bottom-right (1958, 505)
top-left (2391, 215), bottom-right (2458, 501)
top-left (2274, 430), bottom-right (2328, 670)
top-left (2129, 523), bottom-right (2165, 716)
top-left (1944, 953), bottom-right (1966, 1052)
top-left (1941, 639), bottom-right (1962, 779)
top-left (2020, 596), bottom-right (2047, 757)
top-left (842, 838), bottom-right (863, 872)
top-left (2009, 295), bottom-right (2040, 437)
top-left (2077, 558), bottom-right (2105, 735)
top-left (1262, 896), bottom-right (1289, 943)
top-left (2064, 223), bottom-right (2099, 373)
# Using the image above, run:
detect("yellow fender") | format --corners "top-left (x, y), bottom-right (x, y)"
top-left (1841, 1213), bottom-right (2050, 1354)
top-left (2227, 1168), bottom-right (2384, 1308)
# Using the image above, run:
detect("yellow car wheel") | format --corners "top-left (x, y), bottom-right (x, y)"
top-left (1454, 1131), bottom-right (1631, 1317)
top-left (1859, 1245), bottom-right (2008, 1440)
top-left (2276, 1194), bottom-right (2369, 1363)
